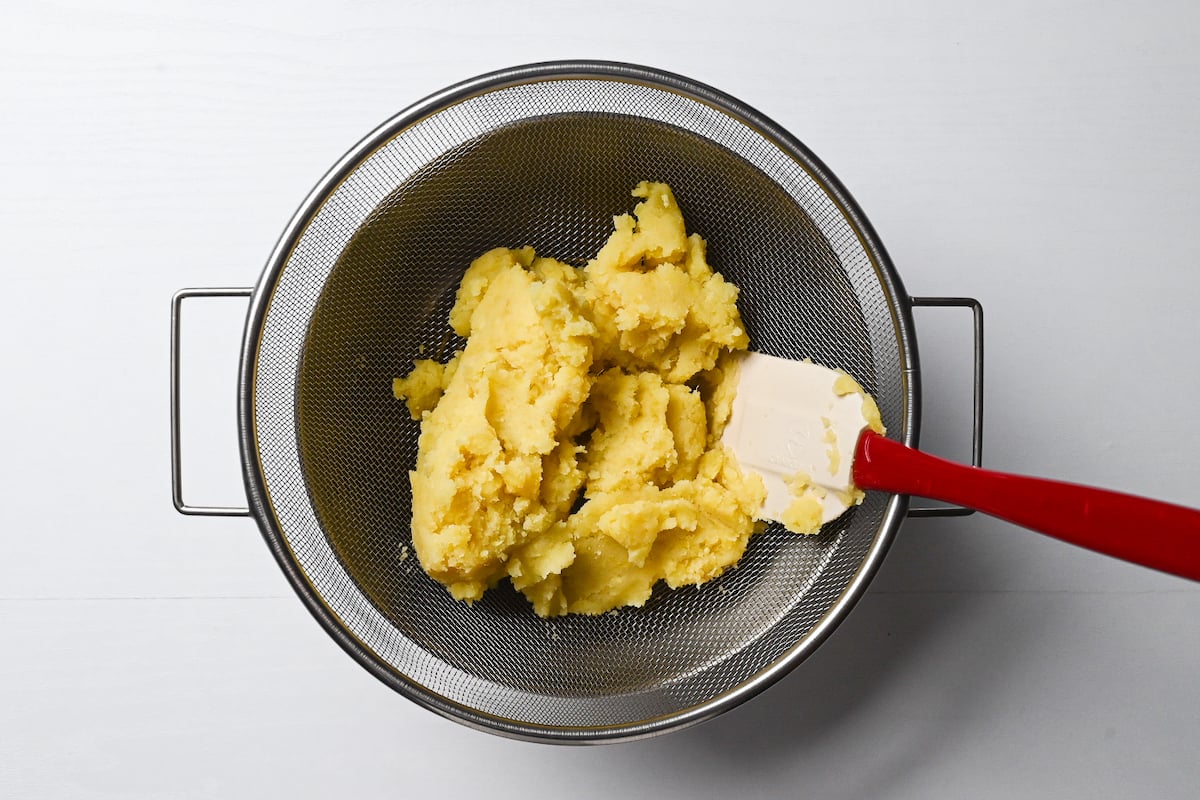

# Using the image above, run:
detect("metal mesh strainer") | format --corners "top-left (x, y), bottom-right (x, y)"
top-left (235, 62), bottom-right (918, 742)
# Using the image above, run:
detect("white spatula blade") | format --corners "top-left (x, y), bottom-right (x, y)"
top-left (722, 351), bottom-right (872, 526)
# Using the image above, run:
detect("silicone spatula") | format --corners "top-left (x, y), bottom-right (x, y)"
top-left (722, 351), bottom-right (1200, 582)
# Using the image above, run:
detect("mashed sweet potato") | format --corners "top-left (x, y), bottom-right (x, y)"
top-left (393, 182), bottom-right (765, 617)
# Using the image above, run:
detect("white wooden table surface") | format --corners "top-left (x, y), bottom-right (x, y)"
top-left (3, 2), bottom-right (1198, 797)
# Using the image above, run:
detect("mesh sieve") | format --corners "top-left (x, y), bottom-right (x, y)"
top-left (238, 61), bottom-right (919, 742)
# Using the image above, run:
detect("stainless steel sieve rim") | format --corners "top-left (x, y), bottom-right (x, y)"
top-left (232, 61), bottom-right (922, 742)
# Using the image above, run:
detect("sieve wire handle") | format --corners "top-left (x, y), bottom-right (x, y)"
top-left (906, 296), bottom-right (984, 518)
top-left (171, 287), bottom-right (253, 517)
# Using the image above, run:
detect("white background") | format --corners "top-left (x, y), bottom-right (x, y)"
top-left (3, 1), bottom-right (1199, 797)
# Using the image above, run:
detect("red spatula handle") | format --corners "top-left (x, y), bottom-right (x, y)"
top-left (853, 430), bottom-right (1200, 581)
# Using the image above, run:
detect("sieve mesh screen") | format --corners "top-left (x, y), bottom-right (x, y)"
top-left (243, 64), bottom-right (914, 740)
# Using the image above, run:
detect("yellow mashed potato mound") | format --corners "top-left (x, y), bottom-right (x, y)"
top-left (392, 182), bottom-right (767, 617)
